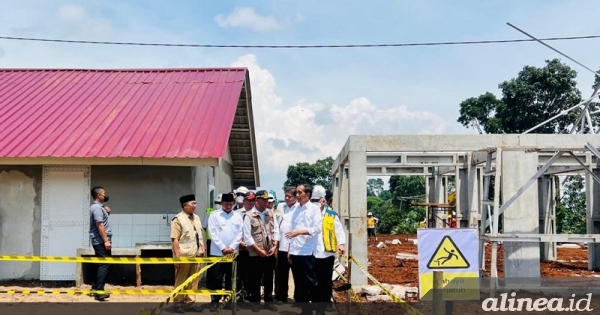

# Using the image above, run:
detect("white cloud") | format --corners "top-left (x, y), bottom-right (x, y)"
top-left (55, 4), bottom-right (113, 40)
top-left (231, 54), bottom-right (451, 176)
top-left (215, 7), bottom-right (287, 32)
top-left (56, 4), bottom-right (85, 22)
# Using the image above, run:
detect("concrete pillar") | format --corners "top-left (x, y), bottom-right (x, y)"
top-left (193, 166), bottom-right (211, 223)
top-left (347, 137), bottom-right (368, 289)
top-left (458, 167), bottom-right (469, 227)
top-left (538, 175), bottom-right (557, 261)
top-left (336, 165), bottom-right (350, 231)
top-left (502, 151), bottom-right (541, 286)
top-left (466, 159), bottom-right (480, 228)
top-left (586, 169), bottom-right (600, 270)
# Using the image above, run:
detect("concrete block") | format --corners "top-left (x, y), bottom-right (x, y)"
top-left (392, 239), bottom-right (401, 245)
top-left (396, 253), bottom-right (418, 260)
top-left (362, 285), bottom-right (382, 296)
top-left (376, 242), bottom-right (387, 248)
top-left (366, 295), bottom-right (392, 302)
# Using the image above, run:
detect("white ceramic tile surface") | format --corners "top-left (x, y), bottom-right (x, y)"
top-left (132, 214), bottom-right (146, 225)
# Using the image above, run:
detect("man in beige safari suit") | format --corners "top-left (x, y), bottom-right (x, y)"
top-left (171, 194), bottom-right (206, 313)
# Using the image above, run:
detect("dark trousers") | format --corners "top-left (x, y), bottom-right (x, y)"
top-left (275, 250), bottom-right (294, 301)
top-left (290, 255), bottom-right (322, 314)
top-left (248, 255), bottom-right (276, 304)
top-left (315, 256), bottom-right (335, 305)
top-left (236, 250), bottom-right (250, 300)
top-left (91, 239), bottom-right (111, 291)
top-left (207, 254), bottom-right (233, 303)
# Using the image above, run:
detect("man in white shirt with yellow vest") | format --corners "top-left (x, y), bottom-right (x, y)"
top-left (243, 190), bottom-right (280, 312)
top-left (170, 194), bottom-right (206, 313)
top-left (312, 187), bottom-right (346, 312)
top-left (286, 184), bottom-right (324, 315)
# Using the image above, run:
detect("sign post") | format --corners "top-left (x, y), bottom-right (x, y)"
top-left (417, 228), bottom-right (479, 301)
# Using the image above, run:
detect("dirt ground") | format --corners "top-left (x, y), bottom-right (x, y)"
top-left (0, 279), bottom-right (201, 303)
top-left (332, 233), bottom-right (596, 311)
top-left (0, 233), bottom-right (594, 312)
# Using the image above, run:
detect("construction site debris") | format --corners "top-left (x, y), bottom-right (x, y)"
top-left (377, 242), bottom-right (387, 248)
top-left (392, 239), bottom-right (402, 245)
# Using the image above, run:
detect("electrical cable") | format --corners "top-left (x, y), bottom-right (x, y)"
top-left (0, 34), bottom-right (599, 49)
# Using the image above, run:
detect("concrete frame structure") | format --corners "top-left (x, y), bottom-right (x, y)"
top-left (332, 134), bottom-right (600, 289)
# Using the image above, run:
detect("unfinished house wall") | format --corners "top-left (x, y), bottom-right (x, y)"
top-left (0, 166), bottom-right (42, 280)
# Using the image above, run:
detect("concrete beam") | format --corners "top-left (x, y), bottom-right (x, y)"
top-left (332, 138), bottom-right (351, 175)
top-left (360, 134), bottom-right (600, 152)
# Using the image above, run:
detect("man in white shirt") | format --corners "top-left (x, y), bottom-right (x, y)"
top-left (285, 184), bottom-right (324, 315)
top-left (243, 190), bottom-right (280, 312)
top-left (313, 189), bottom-right (346, 312)
top-left (274, 186), bottom-right (299, 304)
top-left (206, 193), bottom-right (243, 312)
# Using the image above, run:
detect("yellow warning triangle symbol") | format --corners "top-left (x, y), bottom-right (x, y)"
top-left (426, 235), bottom-right (470, 269)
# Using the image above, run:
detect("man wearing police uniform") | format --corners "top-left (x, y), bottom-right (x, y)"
top-left (171, 194), bottom-right (206, 313)
top-left (243, 190), bottom-right (280, 312)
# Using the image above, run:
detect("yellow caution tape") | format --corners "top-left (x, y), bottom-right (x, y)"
top-left (145, 253), bottom-right (237, 315)
top-left (212, 292), bottom-right (235, 315)
top-left (0, 255), bottom-right (236, 264)
top-left (0, 289), bottom-right (231, 296)
top-left (349, 256), bottom-right (424, 315)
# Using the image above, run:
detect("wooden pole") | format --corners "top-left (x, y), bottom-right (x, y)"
top-left (346, 233), bottom-right (353, 315)
top-left (433, 271), bottom-right (444, 315)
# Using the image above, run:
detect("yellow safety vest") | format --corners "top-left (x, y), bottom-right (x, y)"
top-left (367, 217), bottom-right (376, 228)
top-left (322, 207), bottom-right (338, 253)
top-left (205, 207), bottom-right (214, 240)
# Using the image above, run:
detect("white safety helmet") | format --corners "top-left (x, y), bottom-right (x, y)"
top-left (367, 212), bottom-right (373, 216)
top-left (268, 193), bottom-right (274, 202)
top-left (235, 186), bottom-right (248, 195)
top-left (312, 185), bottom-right (326, 200)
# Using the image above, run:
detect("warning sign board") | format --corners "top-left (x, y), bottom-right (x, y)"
top-left (417, 228), bottom-right (479, 301)
top-left (426, 235), bottom-right (470, 269)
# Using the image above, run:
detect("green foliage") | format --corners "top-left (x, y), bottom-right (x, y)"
top-left (367, 178), bottom-right (384, 196)
top-left (366, 175), bottom-right (426, 235)
top-left (556, 176), bottom-right (586, 234)
top-left (282, 156), bottom-right (334, 191)
top-left (458, 59), bottom-right (584, 134)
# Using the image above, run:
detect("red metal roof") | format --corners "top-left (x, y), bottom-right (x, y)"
top-left (0, 68), bottom-right (247, 159)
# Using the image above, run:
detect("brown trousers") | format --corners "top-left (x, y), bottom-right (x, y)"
top-left (173, 263), bottom-right (201, 303)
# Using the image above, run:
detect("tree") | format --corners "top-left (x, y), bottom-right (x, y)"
top-left (556, 175), bottom-right (586, 234)
top-left (283, 156), bottom-right (334, 191)
top-left (390, 175), bottom-right (426, 208)
top-left (458, 59), bottom-right (583, 134)
top-left (367, 178), bottom-right (384, 196)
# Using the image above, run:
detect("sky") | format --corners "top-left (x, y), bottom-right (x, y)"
top-left (1, 0), bottom-right (600, 201)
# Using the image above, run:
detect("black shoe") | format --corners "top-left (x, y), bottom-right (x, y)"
top-left (94, 293), bottom-right (110, 301)
top-left (251, 304), bottom-right (260, 312)
top-left (264, 303), bottom-right (278, 311)
top-left (187, 305), bottom-right (203, 312)
top-left (174, 305), bottom-right (185, 313)
top-left (209, 302), bottom-right (219, 312)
